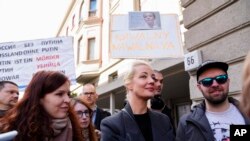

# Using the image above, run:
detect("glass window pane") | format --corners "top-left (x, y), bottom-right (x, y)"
top-left (90, 0), bottom-right (96, 11)
top-left (88, 38), bottom-right (97, 60)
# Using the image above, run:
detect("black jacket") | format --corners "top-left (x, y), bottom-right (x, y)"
top-left (161, 105), bottom-right (176, 134)
top-left (176, 97), bottom-right (250, 141)
top-left (101, 103), bottom-right (175, 141)
top-left (94, 107), bottom-right (111, 130)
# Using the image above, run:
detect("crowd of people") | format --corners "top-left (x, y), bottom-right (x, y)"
top-left (1, 52), bottom-right (250, 141)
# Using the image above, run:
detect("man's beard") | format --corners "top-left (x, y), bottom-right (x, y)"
top-left (202, 91), bottom-right (228, 105)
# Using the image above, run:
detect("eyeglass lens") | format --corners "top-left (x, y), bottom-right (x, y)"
top-left (77, 110), bottom-right (90, 118)
top-left (84, 92), bottom-right (95, 96)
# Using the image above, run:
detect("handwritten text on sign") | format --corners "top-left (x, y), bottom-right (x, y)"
top-left (110, 14), bottom-right (183, 58)
top-left (0, 37), bottom-right (76, 88)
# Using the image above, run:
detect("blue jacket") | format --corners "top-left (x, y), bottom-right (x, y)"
top-left (176, 97), bottom-right (250, 141)
top-left (101, 103), bottom-right (175, 141)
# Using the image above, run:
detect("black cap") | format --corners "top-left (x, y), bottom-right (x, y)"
top-left (196, 60), bottom-right (228, 81)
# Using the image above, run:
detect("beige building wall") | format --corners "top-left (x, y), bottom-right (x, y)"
top-left (181, 0), bottom-right (250, 104)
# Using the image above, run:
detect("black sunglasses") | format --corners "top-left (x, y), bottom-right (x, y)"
top-left (198, 74), bottom-right (228, 87)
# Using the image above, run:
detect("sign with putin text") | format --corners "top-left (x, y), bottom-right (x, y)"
top-left (0, 36), bottom-right (76, 90)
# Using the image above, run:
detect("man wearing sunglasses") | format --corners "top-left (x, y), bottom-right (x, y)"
top-left (176, 61), bottom-right (250, 141)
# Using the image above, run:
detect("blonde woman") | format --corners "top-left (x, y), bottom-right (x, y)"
top-left (101, 60), bottom-right (174, 141)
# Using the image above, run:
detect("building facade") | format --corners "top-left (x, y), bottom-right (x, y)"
top-left (57, 0), bottom-right (249, 128)
top-left (181, 0), bottom-right (250, 106)
top-left (57, 0), bottom-right (190, 128)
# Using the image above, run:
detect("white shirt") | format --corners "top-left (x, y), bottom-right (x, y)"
top-left (206, 103), bottom-right (245, 141)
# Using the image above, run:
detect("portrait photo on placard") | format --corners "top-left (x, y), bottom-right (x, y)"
top-left (129, 11), bottom-right (161, 30)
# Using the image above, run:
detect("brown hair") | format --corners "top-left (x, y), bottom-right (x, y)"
top-left (71, 97), bottom-right (98, 141)
top-left (0, 70), bottom-right (83, 141)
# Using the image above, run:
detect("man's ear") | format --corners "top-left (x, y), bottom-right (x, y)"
top-left (95, 93), bottom-right (99, 99)
top-left (197, 83), bottom-right (202, 91)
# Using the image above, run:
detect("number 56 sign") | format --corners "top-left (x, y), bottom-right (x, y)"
top-left (184, 50), bottom-right (202, 71)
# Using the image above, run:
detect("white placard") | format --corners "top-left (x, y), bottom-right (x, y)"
top-left (184, 50), bottom-right (202, 71)
top-left (0, 130), bottom-right (18, 141)
top-left (110, 13), bottom-right (183, 59)
top-left (0, 36), bottom-right (76, 90)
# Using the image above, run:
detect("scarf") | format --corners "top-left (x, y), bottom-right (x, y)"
top-left (82, 128), bottom-right (90, 141)
top-left (45, 117), bottom-right (73, 141)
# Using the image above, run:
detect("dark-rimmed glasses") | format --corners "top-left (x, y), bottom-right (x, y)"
top-left (76, 110), bottom-right (90, 118)
top-left (198, 74), bottom-right (228, 87)
top-left (83, 92), bottom-right (95, 96)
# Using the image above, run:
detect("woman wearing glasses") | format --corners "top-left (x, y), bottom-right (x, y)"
top-left (0, 71), bottom-right (83, 141)
top-left (176, 61), bottom-right (250, 141)
top-left (71, 97), bottom-right (98, 141)
top-left (100, 60), bottom-right (175, 141)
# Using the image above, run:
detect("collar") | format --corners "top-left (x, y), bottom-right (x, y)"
top-left (91, 105), bottom-right (97, 111)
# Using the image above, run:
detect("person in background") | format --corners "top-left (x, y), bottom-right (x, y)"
top-left (101, 60), bottom-right (175, 141)
top-left (71, 97), bottom-right (98, 141)
top-left (0, 81), bottom-right (19, 117)
top-left (176, 61), bottom-right (250, 141)
top-left (240, 52), bottom-right (250, 118)
top-left (79, 83), bottom-right (111, 132)
top-left (150, 70), bottom-right (175, 134)
top-left (0, 71), bottom-right (83, 141)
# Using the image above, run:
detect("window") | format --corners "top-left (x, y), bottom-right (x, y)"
top-left (89, 0), bottom-right (97, 17)
top-left (77, 37), bottom-right (84, 64)
top-left (87, 38), bottom-right (97, 60)
top-left (108, 71), bottom-right (118, 82)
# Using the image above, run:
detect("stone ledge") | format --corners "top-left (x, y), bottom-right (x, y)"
top-left (183, 0), bottom-right (237, 29)
top-left (187, 22), bottom-right (250, 51)
top-left (184, 0), bottom-right (249, 50)
top-left (181, 0), bottom-right (195, 8)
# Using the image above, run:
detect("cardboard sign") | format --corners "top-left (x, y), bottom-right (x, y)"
top-left (110, 13), bottom-right (183, 59)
